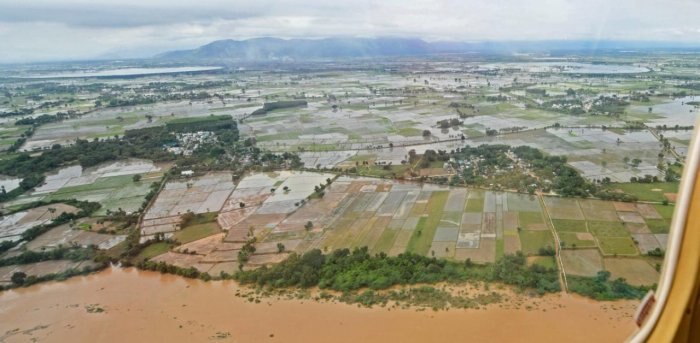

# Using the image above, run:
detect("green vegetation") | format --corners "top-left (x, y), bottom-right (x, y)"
top-left (588, 221), bottom-right (628, 237)
top-left (165, 115), bottom-right (235, 132)
top-left (173, 222), bottom-right (221, 244)
top-left (406, 191), bottom-right (448, 254)
top-left (0, 246), bottom-right (96, 267)
top-left (518, 230), bottom-right (555, 256)
top-left (569, 271), bottom-right (651, 300)
top-left (558, 232), bottom-right (596, 249)
top-left (652, 204), bottom-right (675, 220)
top-left (235, 247), bottom-right (560, 295)
top-left (598, 236), bottom-right (638, 255)
top-left (251, 100), bottom-right (308, 115)
top-left (372, 229), bottom-right (399, 254)
top-left (464, 197), bottom-right (484, 212)
top-left (136, 242), bottom-right (174, 261)
top-left (645, 219), bottom-right (670, 234)
top-left (518, 211), bottom-right (543, 227)
top-left (529, 256), bottom-right (557, 269)
top-left (551, 219), bottom-right (587, 232)
top-left (606, 182), bottom-right (678, 202)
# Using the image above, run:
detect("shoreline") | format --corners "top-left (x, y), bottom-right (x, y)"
top-left (0, 266), bottom-right (640, 342)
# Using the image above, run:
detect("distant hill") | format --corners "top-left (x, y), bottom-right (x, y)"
top-left (157, 37), bottom-right (432, 60)
top-left (156, 37), bottom-right (700, 60)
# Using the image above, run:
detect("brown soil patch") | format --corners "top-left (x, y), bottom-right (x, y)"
top-left (613, 202), bottom-right (637, 212)
top-left (581, 209), bottom-right (619, 222)
top-left (617, 212), bottom-right (646, 224)
top-left (624, 223), bottom-right (652, 234)
top-left (174, 233), bottom-right (225, 255)
top-left (630, 234), bottom-right (661, 254)
top-left (635, 204), bottom-right (662, 219)
top-left (504, 234), bottom-right (521, 255)
top-left (604, 258), bottom-right (660, 286)
top-left (482, 213), bottom-right (496, 234)
top-left (217, 206), bottom-right (259, 230)
top-left (151, 252), bottom-right (204, 269)
top-left (575, 232), bottom-right (595, 241)
top-left (454, 238), bottom-right (495, 263)
top-left (561, 249), bottom-right (603, 277)
top-left (17, 203), bottom-right (80, 225)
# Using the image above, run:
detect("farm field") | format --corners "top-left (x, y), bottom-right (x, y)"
top-left (143, 172), bottom-right (667, 286)
top-left (2, 159), bottom-right (163, 215)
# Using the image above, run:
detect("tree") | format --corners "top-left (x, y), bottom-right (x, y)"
top-left (239, 202), bottom-right (245, 208)
top-left (132, 174), bottom-right (142, 182)
top-left (422, 130), bottom-right (431, 137)
top-left (11, 271), bottom-right (27, 285)
top-left (277, 243), bottom-right (285, 253)
top-left (304, 221), bottom-right (313, 231)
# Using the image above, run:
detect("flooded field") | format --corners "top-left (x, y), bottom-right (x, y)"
top-left (0, 267), bottom-right (639, 342)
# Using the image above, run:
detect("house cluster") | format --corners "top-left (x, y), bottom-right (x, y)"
top-left (166, 131), bottom-right (215, 156)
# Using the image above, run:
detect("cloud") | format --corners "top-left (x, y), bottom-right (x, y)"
top-left (0, 0), bottom-right (699, 62)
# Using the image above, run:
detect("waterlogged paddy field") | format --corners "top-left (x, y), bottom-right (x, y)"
top-left (12, 64), bottom-right (694, 184)
top-left (146, 172), bottom-right (666, 286)
top-left (1, 159), bottom-right (163, 215)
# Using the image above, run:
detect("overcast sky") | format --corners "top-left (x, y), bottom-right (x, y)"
top-left (1, 0), bottom-right (699, 63)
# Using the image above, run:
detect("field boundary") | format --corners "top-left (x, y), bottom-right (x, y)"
top-left (539, 193), bottom-right (569, 292)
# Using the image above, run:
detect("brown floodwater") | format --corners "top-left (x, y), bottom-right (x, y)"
top-left (0, 267), bottom-right (639, 342)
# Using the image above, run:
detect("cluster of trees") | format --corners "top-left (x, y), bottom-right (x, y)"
top-left (15, 111), bottom-right (80, 126)
top-left (420, 149), bottom-right (450, 168)
top-left (138, 260), bottom-right (210, 280)
top-left (0, 246), bottom-right (96, 267)
top-left (96, 90), bottom-right (218, 108)
top-left (568, 271), bottom-right (651, 300)
top-left (0, 173), bottom-right (45, 202)
top-left (630, 175), bottom-right (660, 183)
top-left (437, 118), bottom-right (462, 129)
top-left (251, 100), bottom-right (308, 115)
top-left (0, 107), bottom-right (34, 118)
top-left (0, 115), bottom-right (236, 202)
top-left (513, 146), bottom-right (592, 197)
top-left (528, 99), bottom-right (585, 115)
top-left (165, 115), bottom-right (236, 134)
top-left (590, 96), bottom-right (629, 116)
top-left (235, 247), bottom-right (560, 295)
top-left (0, 127), bottom-right (178, 178)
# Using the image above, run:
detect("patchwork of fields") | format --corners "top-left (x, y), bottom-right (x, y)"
top-left (146, 172), bottom-right (667, 286)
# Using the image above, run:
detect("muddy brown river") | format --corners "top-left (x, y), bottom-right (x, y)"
top-left (0, 267), bottom-right (639, 342)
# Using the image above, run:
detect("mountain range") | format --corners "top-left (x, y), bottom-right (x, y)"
top-left (156, 37), bottom-right (700, 60)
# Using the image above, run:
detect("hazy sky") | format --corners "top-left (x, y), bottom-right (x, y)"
top-left (1, 0), bottom-right (700, 62)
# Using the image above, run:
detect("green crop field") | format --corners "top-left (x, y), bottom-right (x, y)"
top-left (519, 230), bottom-right (555, 255)
top-left (406, 191), bottom-right (448, 255)
top-left (605, 182), bottom-right (679, 202)
top-left (551, 219), bottom-right (588, 232)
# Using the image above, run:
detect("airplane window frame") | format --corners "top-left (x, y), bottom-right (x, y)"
top-left (629, 117), bottom-right (700, 341)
